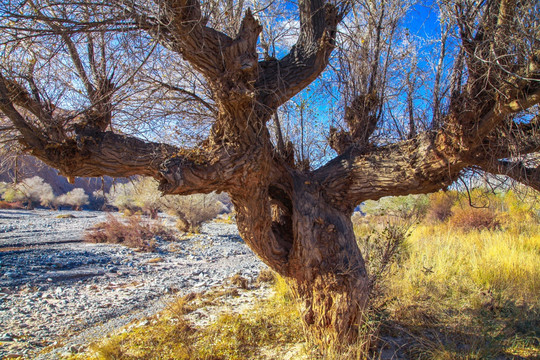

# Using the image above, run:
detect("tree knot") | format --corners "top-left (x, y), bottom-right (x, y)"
top-left (158, 157), bottom-right (185, 194)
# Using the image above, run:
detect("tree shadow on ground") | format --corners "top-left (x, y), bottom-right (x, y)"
top-left (377, 299), bottom-right (540, 359)
top-left (0, 247), bottom-right (114, 288)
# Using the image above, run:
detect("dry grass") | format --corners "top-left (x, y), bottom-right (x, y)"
top-left (56, 214), bottom-right (76, 219)
top-left (75, 218), bottom-right (540, 359)
top-left (255, 269), bottom-right (276, 285)
top-left (67, 278), bottom-right (303, 360)
top-left (69, 193), bottom-right (540, 360)
top-left (84, 214), bottom-right (177, 252)
top-left (146, 257), bottom-right (164, 264)
top-left (425, 192), bottom-right (455, 223)
top-left (0, 200), bottom-right (24, 209)
top-left (378, 222), bottom-right (540, 359)
top-left (229, 274), bottom-right (249, 290)
top-left (0, 200), bottom-right (13, 209)
top-left (213, 213), bottom-right (235, 224)
top-left (448, 207), bottom-right (500, 231)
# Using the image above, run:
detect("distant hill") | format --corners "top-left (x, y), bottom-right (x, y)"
top-left (0, 155), bottom-right (121, 196)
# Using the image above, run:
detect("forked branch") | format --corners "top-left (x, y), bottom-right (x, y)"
top-left (256, 0), bottom-right (341, 109)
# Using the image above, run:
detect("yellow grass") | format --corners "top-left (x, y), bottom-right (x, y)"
top-left (381, 222), bottom-right (540, 358)
top-left (392, 223), bottom-right (540, 303)
top-left (66, 275), bottom-right (303, 360)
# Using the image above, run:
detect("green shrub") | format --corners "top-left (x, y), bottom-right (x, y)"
top-left (362, 194), bottom-right (429, 220)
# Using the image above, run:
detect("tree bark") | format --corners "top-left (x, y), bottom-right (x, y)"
top-left (287, 175), bottom-right (370, 349)
top-left (229, 170), bottom-right (371, 350)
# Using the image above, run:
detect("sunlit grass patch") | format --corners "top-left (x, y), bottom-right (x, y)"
top-left (381, 222), bottom-right (540, 358)
top-left (68, 277), bottom-right (303, 360)
top-left (397, 223), bottom-right (540, 301)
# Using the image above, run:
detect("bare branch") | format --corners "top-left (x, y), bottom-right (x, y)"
top-left (151, 79), bottom-right (216, 114)
top-left (479, 160), bottom-right (540, 191)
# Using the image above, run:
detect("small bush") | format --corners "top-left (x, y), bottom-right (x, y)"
top-left (357, 222), bottom-right (410, 293)
top-left (0, 201), bottom-right (24, 209)
top-left (56, 188), bottom-right (89, 210)
top-left (105, 182), bottom-right (137, 212)
top-left (449, 207), bottom-right (500, 231)
top-left (256, 269), bottom-right (276, 284)
top-left (162, 193), bottom-right (226, 233)
top-left (105, 177), bottom-right (227, 231)
top-left (425, 191), bottom-right (455, 223)
top-left (0, 200), bottom-right (13, 209)
top-left (229, 274), bottom-right (249, 289)
top-left (84, 214), bottom-right (176, 252)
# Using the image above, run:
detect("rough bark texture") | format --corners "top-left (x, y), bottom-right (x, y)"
top-left (1, 0), bottom-right (539, 352)
top-left (288, 175), bottom-right (370, 346)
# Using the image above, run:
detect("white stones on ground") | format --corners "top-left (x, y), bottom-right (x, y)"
top-left (1, 333), bottom-right (14, 341)
top-left (0, 211), bottom-right (265, 360)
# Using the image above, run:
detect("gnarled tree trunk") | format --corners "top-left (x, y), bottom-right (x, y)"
top-left (287, 177), bottom-right (370, 348)
top-left (230, 170), bottom-right (371, 350)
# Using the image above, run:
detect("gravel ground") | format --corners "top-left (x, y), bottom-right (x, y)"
top-left (0, 210), bottom-right (265, 359)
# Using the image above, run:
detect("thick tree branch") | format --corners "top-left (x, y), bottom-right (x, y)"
top-left (465, 82), bottom-right (540, 144)
top-left (256, 0), bottom-right (341, 109)
top-left (142, 0), bottom-right (263, 97)
top-left (0, 70), bottom-right (235, 194)
top-left (449, 0), bottom-right (539, 145)
top-left (0, 76), bottom-right (46, 151)
top-left (36, 131), bottom-right (177, 179)
top-left (315, 132), bottom-right (467, 210)
top-left (0, 73), bottom-right (54, 126)
top-left (150, 0), bottom-right (233, 78)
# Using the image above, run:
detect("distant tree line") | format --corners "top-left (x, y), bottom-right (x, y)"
top-left (360, 187), bottom-right (540, 231)
top-left (0, 176), bottom-right (89, 210)
top-left (0, 176), bottom-right (229, 231)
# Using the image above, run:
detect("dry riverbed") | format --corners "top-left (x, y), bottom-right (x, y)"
top-left (0, 210), bottom-right (265, 359)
